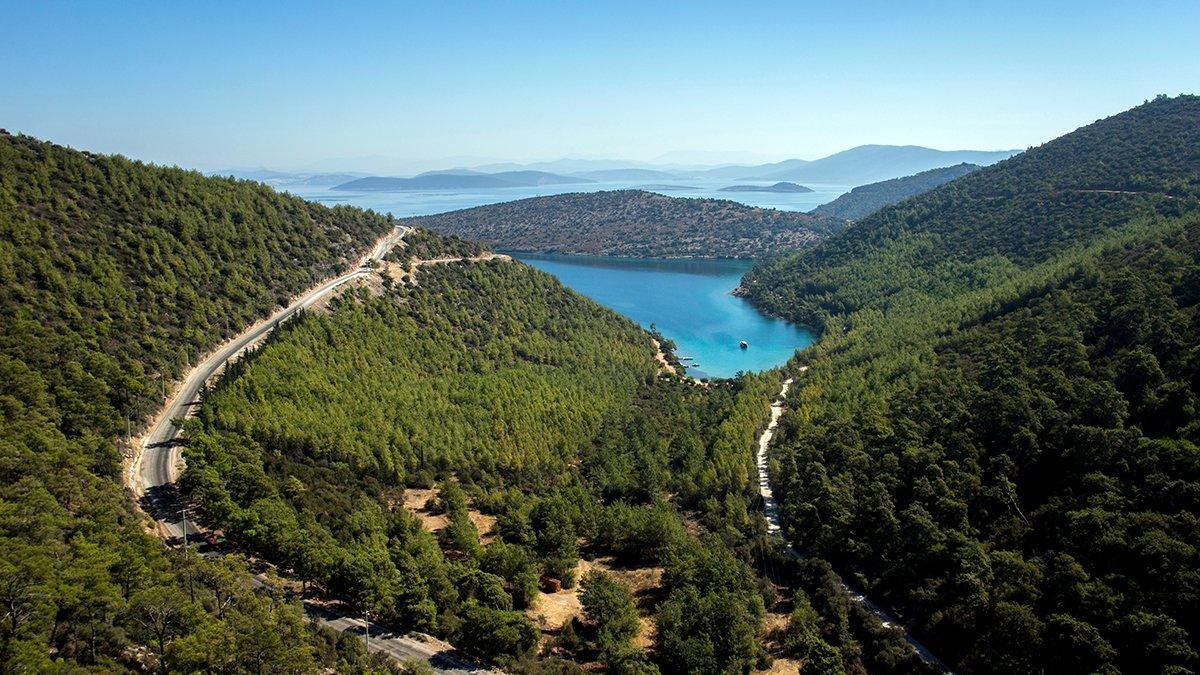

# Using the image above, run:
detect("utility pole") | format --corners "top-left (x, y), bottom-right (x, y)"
top-left (364, 610), bottom-right (371, 652)
top-left (181, 504), bottom-right (189, 551)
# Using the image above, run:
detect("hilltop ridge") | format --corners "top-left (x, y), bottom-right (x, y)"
top-left (404, 189), bottom-right (843, 258)
top-left (812, 162), bottom-right (981, 221)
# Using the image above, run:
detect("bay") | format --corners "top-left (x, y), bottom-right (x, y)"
top-left (513, 253), bottom-right (814, 378)
top-left (293, 182), bottom-right (827, 378)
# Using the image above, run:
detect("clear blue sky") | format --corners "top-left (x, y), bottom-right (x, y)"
top-left (2, 0), bottom-right (1197, 171)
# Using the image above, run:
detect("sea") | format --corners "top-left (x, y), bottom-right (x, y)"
top-left (290, 180), bottom-right (841, 377)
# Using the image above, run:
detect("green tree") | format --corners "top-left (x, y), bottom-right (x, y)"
top-left (579, 570), bottom-right (640, 662)
top-left (655, 586), bottom-right (761, 674)
top-left (130, 586), bottom-right (187, 668)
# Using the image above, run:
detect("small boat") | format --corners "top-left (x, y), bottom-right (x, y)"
top-left (739, 340), bottom-right (748, 350)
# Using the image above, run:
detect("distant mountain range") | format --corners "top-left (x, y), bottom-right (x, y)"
top-left (219, 144), bottom-right (1022, 194)
top-left (499, 146), bottom-right (1017, 184)
top-left (732, 145), bottom-right (1017, 183)
top-left (210, 169), bottom-right (369, 188)
top-left (572, 168), bottom-right (683, 181)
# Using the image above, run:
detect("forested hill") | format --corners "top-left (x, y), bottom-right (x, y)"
top-left (404, 189), bottom-right (844, 258)
top-left (743, 95), bottom-right (1200, 330)
top-left (0, 131), bottom-right (399, 670)
top-left (182, 259), bottom-right (930, 673)
top-left (0, 130), bottom-right (396, 425)
top-left (745, 95), bottom-right (1200, 673)
top-left (811, 162), bottom-right (980, 221)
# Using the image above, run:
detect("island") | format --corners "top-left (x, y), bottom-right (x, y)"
top-left (332, 170), bottom-right (591, 191)
top-left (640, 183), bottom-right (700, 191)
top-left (718, 181), bottom-right (814, 193)
top-left (403, 189), bottom-right (845, 259)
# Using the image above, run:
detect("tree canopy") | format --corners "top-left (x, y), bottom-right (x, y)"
top-left (744, 95), bottom-right (1200, 673)
top-left (0, 130), bottom-right (398, 670)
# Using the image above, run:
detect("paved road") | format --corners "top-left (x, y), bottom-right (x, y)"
top-left (123, 225), bottom-right (490, 672)
top-left (307, 604), bottom-right (482, 673)
top-left (755, 371), bottom-right (954, 674)
top-left (131, 225), bottom-right (408, 538)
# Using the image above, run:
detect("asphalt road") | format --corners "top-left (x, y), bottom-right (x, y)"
top-left (307, 604), bottom-right (482, 673)
top-left (133, 225), bottom-right (408, 538)
top-left (124, 225), bottom-right (489, 672)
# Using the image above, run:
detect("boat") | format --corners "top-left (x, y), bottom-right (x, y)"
top-left (739, 340), bottom-right (748, 349)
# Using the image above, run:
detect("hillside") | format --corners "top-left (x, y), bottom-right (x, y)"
top-left (812, 163), bottom-right (980, 221)
top-left (405, 189), bottom-right (844, 258)
top-left (738, 145), bottom-right (1019, 184)
top-left (0, 131), bottom-right (400, 670)
top-left (744, 96), bottom-right (1200, 329)
top-left (0, 130), bottom-right (923, 672)
top-left (181, 255), bottom-right (924, 672)
top-left (333, 170), bottom-right (589, 191)
top-left (743, 95), bottom-right (1200, 673)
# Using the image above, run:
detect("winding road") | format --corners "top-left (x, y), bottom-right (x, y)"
top-left (130, 224), bottom-right (409, 538)
top-left (125, 225), bottom-right (490, 672)
top-left (755, 371), bottom-right (954, 674)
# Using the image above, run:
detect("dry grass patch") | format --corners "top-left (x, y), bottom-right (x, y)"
top-left (399, 487), bottom-right (496, 544)
top-left (528, 558), bottom-right (592, 632)
top-left (401, 488), bottom-right (448, 532)
top-left (527, 556), bottom-right (664, 651)
top-left (754, 657), bottom-right (802, 674)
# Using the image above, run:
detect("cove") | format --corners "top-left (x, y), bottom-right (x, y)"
top-left (512, 253), bottom-right (813, 378)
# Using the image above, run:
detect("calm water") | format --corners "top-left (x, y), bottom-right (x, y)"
top-left (294, 182), bottom-right (827, 378)
top-left (514, 254), bottom-right (813, 378)
top-left (289, 180), bottom-right (849, 217)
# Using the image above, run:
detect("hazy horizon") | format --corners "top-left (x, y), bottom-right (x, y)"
top-left (204, 142), bottom-right (1025, 177)
top-left (2, 1), bottom-right (1197, 172)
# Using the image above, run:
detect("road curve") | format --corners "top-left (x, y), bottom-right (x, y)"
top-left (130, 224), bottom-right (409, 538)
top-left (755, 371), bottom-right (954, 674)
top-left (123, 225), bottom-right (491, 672)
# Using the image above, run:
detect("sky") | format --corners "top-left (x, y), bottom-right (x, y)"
top-left (2, 0), bottom-right (1198, 173)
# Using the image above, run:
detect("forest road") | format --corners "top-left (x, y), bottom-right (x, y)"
top-left (122, 225), bottom-right (489, 672)
top-left (755, 369), bottom-right (954, 674)
top-left (130, 224), bottom-right (410, 540)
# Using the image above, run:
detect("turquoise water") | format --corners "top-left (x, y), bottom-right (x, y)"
top-left (514, 254), bottom-right (813, 378)
top-left (292, 186), bottom-right (824, 379)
